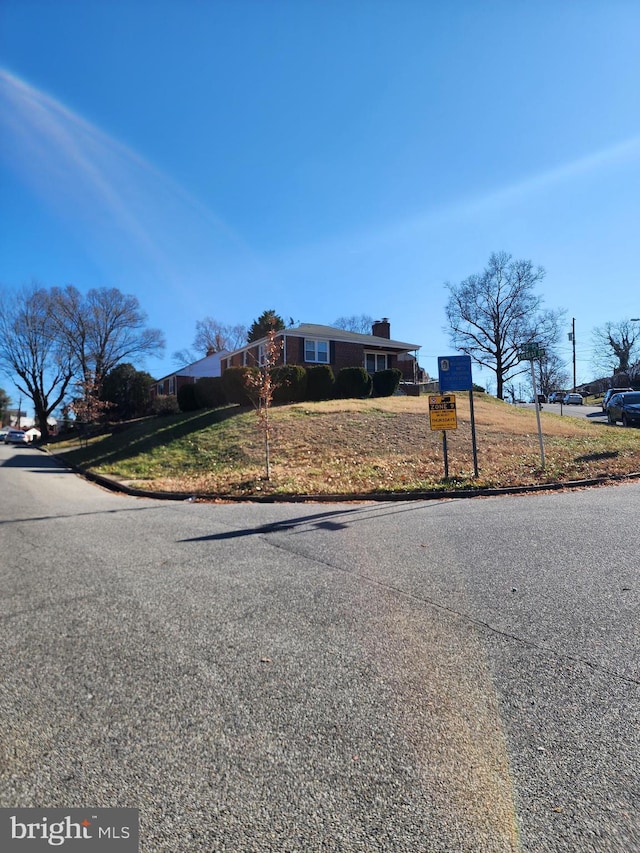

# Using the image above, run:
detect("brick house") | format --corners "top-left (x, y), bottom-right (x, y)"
top-left (221, 319), bottom-right (422, 383)
top-left (150, 350), bottom-right (229, 400)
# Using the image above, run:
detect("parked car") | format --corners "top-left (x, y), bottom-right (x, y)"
top-left (562, 393), bottom-right (583, 405)
top-left (0, 428), bottom-right (9, 442)
top-left (4, 429), bottom-right (29, 444)
top-left (549, 391), bottom-right (568, 403)
top-left (602, 387), bottom-right (634, 412)
top-left (606, 391), bottom-right (640, 426)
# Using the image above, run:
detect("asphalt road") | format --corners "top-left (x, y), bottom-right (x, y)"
top-left (1, 446), bottom-right (638, 852)
top-left (519, 402), bottom-right (608, 422)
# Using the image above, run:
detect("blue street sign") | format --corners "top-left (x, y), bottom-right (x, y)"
top-left (438, 355), bottom-right (473, 392)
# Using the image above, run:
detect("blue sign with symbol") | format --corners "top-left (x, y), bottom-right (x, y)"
top-left (438, 355), bottom-right (473, 392)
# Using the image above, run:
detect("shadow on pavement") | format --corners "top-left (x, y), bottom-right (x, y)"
top-left (179, 501), bottom-right (445, 542)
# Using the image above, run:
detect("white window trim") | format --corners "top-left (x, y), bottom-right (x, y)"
top-left (364, 351), bottom-right (391, 373)
top-left (304, 338), bottom-right (330, 364)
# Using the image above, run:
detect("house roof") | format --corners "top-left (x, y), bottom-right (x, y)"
top-left (154, 350), bottom-right (229, 383)
top-left (290, 323), bottom-right (420, 350)
top-left (225, 323), bottom-right (420, 358)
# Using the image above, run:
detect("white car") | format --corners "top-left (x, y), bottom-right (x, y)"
top-left (562, 393), bottom-right (583, 405)
top-left (4, 429), bottom-right (29, 444)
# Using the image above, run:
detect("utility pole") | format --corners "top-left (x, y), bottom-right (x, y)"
top-left (568, 318), bottom-right (576, 391)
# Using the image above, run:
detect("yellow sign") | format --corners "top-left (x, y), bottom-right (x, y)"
top-left (429, 394), bottom-right (457, 430)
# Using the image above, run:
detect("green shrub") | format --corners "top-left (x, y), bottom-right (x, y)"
top-left (221, 366), bottom-right (259, 405)
top-left (271, 365), bottom-right (307, 403)
top-left (306, 365), bottom-right (336, 401)
top-left (335, 366), bottom-right (372, 399)
top-left (177, 383), bottom-right (199, 412)
top-left (194, 376), bottom-right (227, 409)
top-left (152, 394), bottom-right (180, 416)
top-left (372, 368), bottom-right (402, 397)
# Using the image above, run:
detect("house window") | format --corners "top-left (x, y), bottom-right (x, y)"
top-left (304, 339), bottom-right (329, 363)
top-left (258, 344), bottom-right (266, 366)
top-left (365, 352), bottom-right (389, 373)
top-left (168, 377), bottom-right (175, 394)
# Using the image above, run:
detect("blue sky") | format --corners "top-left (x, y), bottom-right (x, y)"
top-left (1, 0), bottom-right (639, 407)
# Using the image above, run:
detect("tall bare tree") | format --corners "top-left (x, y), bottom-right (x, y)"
top-left (537, 351), bottom-right (571, 398)
top-left (333, 314), bottom-right (374, 334)
top-left (194, 317), bottom-right (247, 354)
top-left (445, 251), bottom-right (563, 399)
top-left (0, 284), bottom-right (74, 434)
top-left (50, 285), bottom-right (165, 393)
top-left (592, 319), bottom-right (640, 377)
top-left (172, 317), bottom-right (248, 367)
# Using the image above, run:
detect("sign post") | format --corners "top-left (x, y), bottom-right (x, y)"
top-left (428, 394), bottom-right (457, 478)
top-left (517, 343), bottom-right (546, 469)
top-left (437, 355), bottom-right (479, 477)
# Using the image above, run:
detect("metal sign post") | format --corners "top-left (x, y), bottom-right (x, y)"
top-left (437, 355), bottom-right (479, 477)
top-left (429, 394), bottom-right (457, 479)
top-left (518, 343), bottom-right (546, 469)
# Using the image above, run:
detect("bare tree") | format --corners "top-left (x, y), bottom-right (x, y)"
top-left (244, 324), bottom-right (284, 481)
top-left (172, 318), bottom-right (248, 367)
top-left (194, 317), bottom-right (247, 354)
top-left (537, 351), bottom-right (571, 398)
top-left (592, 320), bottom-right (640, 377)
top-left (445, 251), bottom-right (563, 399)
top-left (0, 284), bottom-right (74, 434)
top-left (50, 285), bottom-right (165, 395)
top-left (70, 376), bottom-right (113, 445)
top-left (333, 314), bottom-right (374, 334)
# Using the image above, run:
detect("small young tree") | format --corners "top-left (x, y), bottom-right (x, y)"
top-left (243, 324), bottom-right (284, 480)
top-left (69, 377), bottom-right (113, 445)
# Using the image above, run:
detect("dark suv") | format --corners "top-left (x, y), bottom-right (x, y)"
top-left (602, 388), bottom-right (634, 412)
top-left (607, 392), bottom-right (640, 426)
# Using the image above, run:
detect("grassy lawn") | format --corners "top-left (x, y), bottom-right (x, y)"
top-left (46, 395), bottom-right (640, 497)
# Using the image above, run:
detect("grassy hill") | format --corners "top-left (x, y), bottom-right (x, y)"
top-left (47, 395), bottom-right (640, 497)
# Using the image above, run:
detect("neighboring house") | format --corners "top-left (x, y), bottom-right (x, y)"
top-left (150, 350), bottom-right (229, 399)
top-left (221, 319), bottom-right (422, 383)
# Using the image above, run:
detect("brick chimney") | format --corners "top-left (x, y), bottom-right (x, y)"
top-left (372, 318), bottom-right (390, 339)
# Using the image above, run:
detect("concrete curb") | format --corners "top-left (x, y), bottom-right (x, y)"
top-left (40, 446), bottom-right (640, 503)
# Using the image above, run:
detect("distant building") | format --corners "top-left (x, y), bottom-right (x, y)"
top-left (150, 350), bottom-right (229, 400)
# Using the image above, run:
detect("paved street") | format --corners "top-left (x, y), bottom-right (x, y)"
top-left (520, 402), bottom-right (608, 422)
top-left (0, 445), bottom-right (638, 852)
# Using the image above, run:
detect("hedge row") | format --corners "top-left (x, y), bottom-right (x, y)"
top-left (175, 365), bottom-right (403, 413)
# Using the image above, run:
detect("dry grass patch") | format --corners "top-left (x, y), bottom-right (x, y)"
top-left (94, 395), bottom-right (640, 497)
